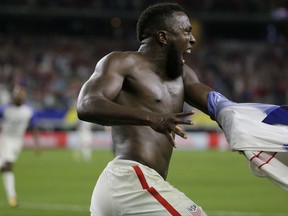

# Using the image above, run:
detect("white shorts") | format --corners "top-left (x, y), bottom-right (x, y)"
top-left (90, 159), bottom-right (206, 216)
top-left (0, 136), bottom-right (23, 167)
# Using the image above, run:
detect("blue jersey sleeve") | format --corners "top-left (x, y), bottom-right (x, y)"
top-left (207, 91), bottom-right (236, 120)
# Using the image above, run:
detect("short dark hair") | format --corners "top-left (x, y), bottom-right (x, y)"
top-left (136, 2), bottom-right (185, 42)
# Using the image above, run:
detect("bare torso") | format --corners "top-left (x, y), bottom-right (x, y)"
top-left (112, 52), bottom-right (185, 179)
top-left (77, 10), bottom-right (212, 182)
top-left (77, 49), bottom-right (211, 179)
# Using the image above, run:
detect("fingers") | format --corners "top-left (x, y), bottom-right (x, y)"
top-left (174, 125), bottom-right (187, 139)
top-left (165, 131), bottom-right (176, 148)
top-left (174, 110), bottom-right (195, 125)
top-left (176, 110), bottom-right (195, 118)
top-left (176, 119), bottom-right (193, 125)
top-left (165, 125), bottom-right (186, 148)
top-left (160, 110), bottom-right (196, 147)
top-left (166, 111), bottom-right (194, 141)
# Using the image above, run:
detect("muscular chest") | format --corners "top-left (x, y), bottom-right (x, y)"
top-left (121, 72), bottom-right (185, 112)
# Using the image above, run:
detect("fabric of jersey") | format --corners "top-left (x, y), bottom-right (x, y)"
top-left (207, 91), bottom-right (288, 191)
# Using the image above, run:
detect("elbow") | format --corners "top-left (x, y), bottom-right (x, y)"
top-left (76, 99), bottom-right (89, 122)
top-left (76, 99), bottom-right (107, 125)
top-left (76, 103), bottom-right (91, 122)
top-left (77, 110), bottom-right (107, 126)
top-left (76, 109), bottom-right (86, 122)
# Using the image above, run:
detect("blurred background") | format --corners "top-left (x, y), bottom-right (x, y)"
top-left (0, 0), bottom-right (287, 148)
top-left (1, 1), bottom-right (288, 215)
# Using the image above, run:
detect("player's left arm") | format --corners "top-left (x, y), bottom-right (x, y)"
top-left (182, 64), bottom-right (213, 114)
top-left (182, 65), bottom-right (236, 121)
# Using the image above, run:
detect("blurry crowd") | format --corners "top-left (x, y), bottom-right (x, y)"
top-left (0, 35), bottom-right (131, 109)
top-left (1, 0), bottom-right (287, 13)
top-left (0, 34), bottom-right (287, 111)
top-left (192, 40), bottom-right (288, 105)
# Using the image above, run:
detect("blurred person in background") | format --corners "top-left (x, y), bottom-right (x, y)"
top-left (0, 84), bottom-right (10, 105)
top-left (0, 85), bottom-right (40, 207)
top-left (73, 120), bottom-right (93, 162)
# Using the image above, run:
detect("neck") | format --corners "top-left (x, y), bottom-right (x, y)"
top-left (138, 38), bottom-right (168, 74)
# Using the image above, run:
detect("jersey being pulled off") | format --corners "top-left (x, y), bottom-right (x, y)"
top-left (208, 91), bottom-right (288, 191)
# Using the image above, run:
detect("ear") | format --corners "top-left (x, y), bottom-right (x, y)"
top-left (156, 30), bottom-right (168, 46)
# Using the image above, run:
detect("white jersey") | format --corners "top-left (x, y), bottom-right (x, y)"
top-left (0, 103), bottom-right (36, 165)
top-left (208, 91), bottom-right (288, 191)
top-left (77, 121), bottom-right (93, 147)
top-left (1, 104), bottom-right (34, 139)
top-left (78, 121), bottom-right (93, 137)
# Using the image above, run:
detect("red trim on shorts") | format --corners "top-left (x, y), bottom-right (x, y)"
top-left (132, 165), bottom-right (181, 216)
top-left (133, 165), bottom-right (149, 189)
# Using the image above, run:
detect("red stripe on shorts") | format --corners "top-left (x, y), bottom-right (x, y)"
top-left (132, 165), bottom-right (181, 216)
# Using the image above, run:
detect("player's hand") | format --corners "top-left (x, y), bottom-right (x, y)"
top-left (146, 111), bottom-right (195, 147)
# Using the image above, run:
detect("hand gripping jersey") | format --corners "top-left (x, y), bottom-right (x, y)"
top-left (208, 91), bottom-right (288, 191)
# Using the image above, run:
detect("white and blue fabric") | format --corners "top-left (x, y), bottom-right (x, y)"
top-left (208, 91), bottom-right (288, 191)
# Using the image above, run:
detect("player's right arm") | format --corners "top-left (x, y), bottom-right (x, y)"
top-left (77, 52), bottom-right (143, 125)
top-left (77, 52), bottom-right (192, 143)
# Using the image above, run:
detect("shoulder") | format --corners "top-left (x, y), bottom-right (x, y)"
top-left (182, 64), bottom-right (200, 83)
top-left (95, 51), bottom-right (140, 76)
top-left (100, 51), bottom-right (139, 64)
top-left (20, 104), bottom-right (35, 115)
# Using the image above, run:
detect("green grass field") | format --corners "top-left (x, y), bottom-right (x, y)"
top-left (0, 149), bottom-right (287, 216)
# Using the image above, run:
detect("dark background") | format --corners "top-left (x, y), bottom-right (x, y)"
top-left (0, 0), bottom-right (287, 129)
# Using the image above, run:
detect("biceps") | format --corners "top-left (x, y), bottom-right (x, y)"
top-left (79, 72), bottom-right (124, 102)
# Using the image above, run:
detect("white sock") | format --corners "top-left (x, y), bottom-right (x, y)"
top-left (2, 172), bottom-right (16, 199)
